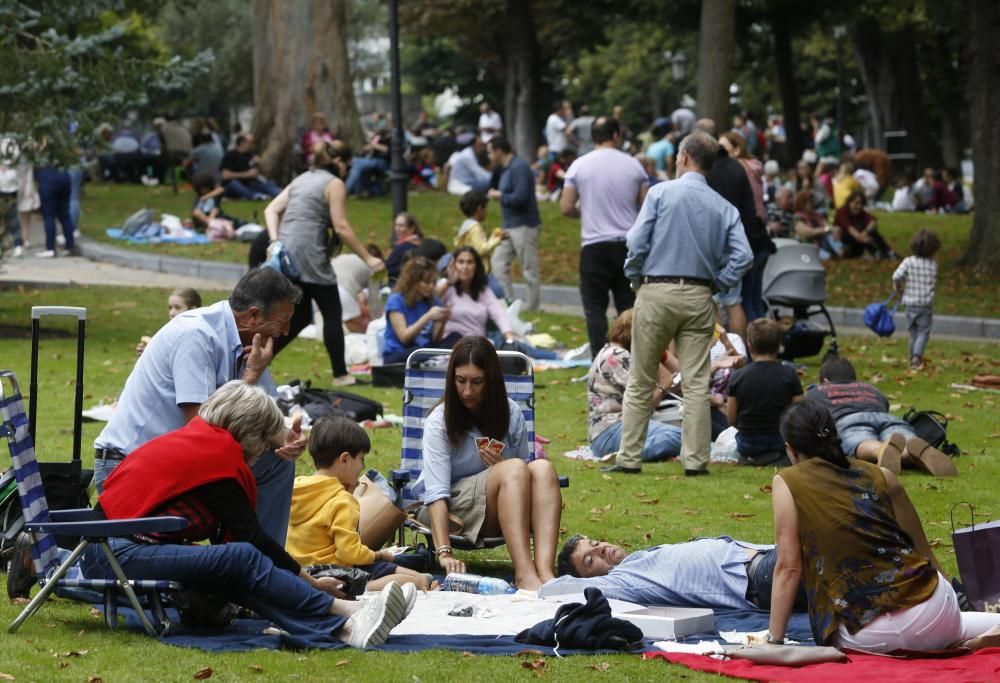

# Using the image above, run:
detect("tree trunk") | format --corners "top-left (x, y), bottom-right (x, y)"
top-left (850, 19), bottom-right (941, 169)
top-left (771, 9), bottom-right (803, 165)
top-left (502, 0), bottom-right (539, 159)
top-left (958, 0), bottom-right (1000, 273)
top-left (252, 0), bottom-right (364, 185)
top-left (695, 0), bottom-right (736, 128)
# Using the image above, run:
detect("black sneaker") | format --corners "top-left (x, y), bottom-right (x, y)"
top-left (6, 532), bottom-right (36, 599)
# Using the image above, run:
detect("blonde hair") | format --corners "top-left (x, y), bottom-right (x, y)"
top-left (198, 381), bottom-right (285, 458)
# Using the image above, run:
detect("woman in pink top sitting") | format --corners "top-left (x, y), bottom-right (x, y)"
top-left (436, 247), bottom-right (558, 360)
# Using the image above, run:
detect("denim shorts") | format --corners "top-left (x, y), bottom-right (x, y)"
top-left (836, 411), bottom-right (914, 456)
top-left (713, 283), bottom-right (742, 306)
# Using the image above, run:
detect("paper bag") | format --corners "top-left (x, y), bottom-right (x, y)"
top-left (951, 503), bottom-right (1000, 612)
top-left (353, 474), bottom-right (405, 551)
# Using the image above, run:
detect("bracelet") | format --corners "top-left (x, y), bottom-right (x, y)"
top-left (435, 545), bottom-right (453, 558)
top-left (765, 632), bottom-right (784, 645)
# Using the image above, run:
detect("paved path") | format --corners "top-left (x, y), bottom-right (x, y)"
top-left (3, 215), bottom-right (997, 340)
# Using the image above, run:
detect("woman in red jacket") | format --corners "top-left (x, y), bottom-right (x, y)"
top-left (82, 380), bottom-right (410, 649)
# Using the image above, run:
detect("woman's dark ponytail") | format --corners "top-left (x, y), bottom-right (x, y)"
top-left (780, 400), bottom-right (850, 468)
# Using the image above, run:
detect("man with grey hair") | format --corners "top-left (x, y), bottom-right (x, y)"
top-left (605, 130), bottom-right (752, 475)
top-left (94, 267), bottom-right (307, 542)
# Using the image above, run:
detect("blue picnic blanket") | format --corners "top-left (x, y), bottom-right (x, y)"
top-left (108, 606), bottom-right (814, 654)
top-left (106, 227), bottom-right (210, 245)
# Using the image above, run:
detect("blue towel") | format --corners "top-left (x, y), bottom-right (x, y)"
top-left (105, 228), bottom-right (210, 245)
top-left (105, 605), bottom-right (814, 653)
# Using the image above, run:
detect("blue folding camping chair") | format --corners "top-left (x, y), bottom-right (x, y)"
top-left (391, 348), bottom-right (566, 552)
top-left (0, 370), bottom-right (187, 636)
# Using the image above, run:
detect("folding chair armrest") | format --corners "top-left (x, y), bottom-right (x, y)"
top-left (47, 508), bottom-right (101, 522)
top-left (558, 475), bottom-right (570, 488)
top-left (390, 469), bottom-right (411, 488)
top-left (26, 516), bottom-right (189, 537)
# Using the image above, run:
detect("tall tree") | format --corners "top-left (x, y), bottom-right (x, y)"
top-left (849, 17), bottom-right (940, 166)
top-left (958, 0), bottom-right (1000, 273)
top-left (769, 6), bottom-right (804, 163)
top-left (503, 0), bottom-right (540, 157)
top-left (251, 0), bottom-right (363, 184)
top-left (695, 0), bottom-right (736, 127)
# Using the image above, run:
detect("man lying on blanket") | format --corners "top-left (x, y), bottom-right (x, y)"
top-left (538, 535), bottom-right (806, 611)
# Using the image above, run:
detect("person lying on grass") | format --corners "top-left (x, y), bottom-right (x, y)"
top-left (766, 400), bottom-right (1000, 651)
top-left (286, 415), bottom-right (434, 591)
top-left (539, 535), bottom-right (806, 612)
top-left (85, 381), bottom-right (414, 649)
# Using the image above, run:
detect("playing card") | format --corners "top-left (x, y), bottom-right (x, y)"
top-left (475, 436), bottom-right (490, 450)
top-left (486, 438), bottom-right (505, 456)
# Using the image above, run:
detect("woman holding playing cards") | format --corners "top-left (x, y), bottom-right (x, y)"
top-left (413, 336), bottom-right (561, 590)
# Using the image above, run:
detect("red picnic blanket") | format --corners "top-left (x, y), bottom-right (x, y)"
top-left (644, 647), bottom-right (1000, 683)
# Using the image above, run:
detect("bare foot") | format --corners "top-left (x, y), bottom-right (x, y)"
top-left (962, 625), bottom-right (1000, 651)
top-left (514, 574), bottom-right (543, 592)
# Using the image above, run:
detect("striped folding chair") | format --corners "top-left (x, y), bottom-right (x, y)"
top-left (391, 348), bottom-right (540, 551)
top-left (0, 370), bottom-right (187, 637)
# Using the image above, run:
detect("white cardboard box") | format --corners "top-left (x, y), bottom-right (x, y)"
top-left (612, 606), bottom-right (715, 640)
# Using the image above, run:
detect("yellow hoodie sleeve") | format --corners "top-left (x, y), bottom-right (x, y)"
top-left (460, 222), bottom-right (504, 261)
top-left (328, 493), bottom-right (377, 566)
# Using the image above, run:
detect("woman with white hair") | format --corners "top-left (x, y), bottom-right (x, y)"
top-left (82, 381), bottom-right (410, 649)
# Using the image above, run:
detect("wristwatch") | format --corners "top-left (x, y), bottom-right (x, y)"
top-left (765, 632), bottom-right (784, 645)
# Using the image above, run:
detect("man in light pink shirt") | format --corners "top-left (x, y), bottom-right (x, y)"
top-left (560, 117), bottom-right (648, 357)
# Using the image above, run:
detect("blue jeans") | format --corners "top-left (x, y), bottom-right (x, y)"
top-left (345, 157), bottom-right (388, 196)
top-left (741, 250), bottom-right (770, 322)
top-left (68, 166), bottom-right (84, 231)
top-left (906, 306), bottom-right (933, 359)
top-left (745, 548), bottom-right (808, 611)
top-left (735, 431), bottom-right (785, 458)
top-left (591, 419), bottom-right (682, 462)
top-left (37, 167), bottom-right (75, 251)
top-left (223, 178), bottom-right (281, 200)
top-left (94, 451), bottom-right (295, 546)
top-left (836, 411), bottom-right (914, 457)
top-left (487, 331), bottom-right (558, 361)
top-left (80, 538), bottom-right (347, 639)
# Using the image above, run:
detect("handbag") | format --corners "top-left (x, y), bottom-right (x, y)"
top-left (951, 502), bottom-right (1000, 612)
top-left (903, 408), bottom-right (960, 456)
top-left (863, 291), bottom-right (900, 338)
top-left (262, 240), bottom-right (301, 281)
top-left (354, 473), bottom-right (405, 551)
top-left (306, 564), bottom-right (371, 599)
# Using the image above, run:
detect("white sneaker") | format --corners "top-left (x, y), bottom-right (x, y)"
top-left (56, 233), bottom-right (66, 246)
top-left (331, 374), bottom-right (357, 386)
top-left (400, 582), bottom-right (417, 618)
top-left (36, 250), bottom-right (56, 258)
top-left (13, 245), bottom-right (23, 258)
top-left (562, 342), bottom-right (592, 362)
top-left (344, 583), bottom-right (406, 649)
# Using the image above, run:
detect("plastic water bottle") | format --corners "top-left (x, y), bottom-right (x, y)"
top-left (441, 573), bottom-right (515, 595)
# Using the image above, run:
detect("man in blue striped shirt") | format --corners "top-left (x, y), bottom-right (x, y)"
top-left (611, 130), bottom-right (752, 476)
top-left (539, 535), bottom-right (804, 611)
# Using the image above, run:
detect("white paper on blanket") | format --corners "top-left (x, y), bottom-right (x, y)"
top-left (389, 589), bottom-right (563, 637)
top-left (654, 640), bottom-right (726, 657)
top-left (720, 629), bottom-right (799, 646)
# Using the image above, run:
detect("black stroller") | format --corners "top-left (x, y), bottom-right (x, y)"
top-left (762, 238), bottom-right (839, 361)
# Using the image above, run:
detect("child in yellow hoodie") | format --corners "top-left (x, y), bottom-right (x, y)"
top-left (287, 416), bottom-right (430, 591)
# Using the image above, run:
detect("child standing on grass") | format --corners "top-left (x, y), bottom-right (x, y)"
top-left (287, 416), bottom-right (431, 591)
top-left (726, 319), bottom-right (804, 465)
top-left (892, 229), bottom-right (940, 370)
top-left (455, 190), bottom-right (509, 298)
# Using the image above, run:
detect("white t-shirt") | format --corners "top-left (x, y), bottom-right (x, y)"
top-left (544, 114), bottom-right (568, 152)
top-left (478, 111), bottom-right (502, 143)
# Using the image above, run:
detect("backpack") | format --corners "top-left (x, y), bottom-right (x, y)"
top-left (120, 208), bottom-right (157, 236)
top-left (863, 292), bottom-right (900, 338)
top-left (276, 380), bottom-right (382, 423)
top-left (903, 409), bottom-right (960, 457)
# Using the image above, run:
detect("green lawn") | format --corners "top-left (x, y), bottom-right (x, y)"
top-left (78, 183), bottom-right (997, 318)
top-left (0, 284), bottom-right (997, 681)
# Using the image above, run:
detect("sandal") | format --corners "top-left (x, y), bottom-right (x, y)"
top-left (904, 437), bottom-right (958, 477)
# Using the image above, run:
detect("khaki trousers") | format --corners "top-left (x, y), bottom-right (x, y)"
top-left (490, 225), bottom-right (540, 311)
top-left (618, 282), bottom-right (714, 470)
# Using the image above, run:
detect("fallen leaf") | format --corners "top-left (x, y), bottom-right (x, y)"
top-left (58, 661), bottom-right (69, 669)
top-left (729, 512), bottom-right (756, 520)
top-left (77, 630), bottom-right (86, 637)
top-left (89, 607), bottom-right (102, 618)
top-left (193, 667), bottom-right (213, 680)
top-left (521, 658), bottom-right (547, 674)
top-left (335, 660), bottom-right (350, 667)
top-left (601, 474), bottom-right (613, 481)
top-left (515, 649), bottom-right (546, 657)
top-left (639, 498), bottom-right (659, 505)
top-left (247, 664), bottom-right (264, 673)
top-left (64, 650), bottom-right (88, 657)
top-left (87, 678), bottom-right (102, 683)
top-left (0, 675), bottom-right (14, 682)
top-left (12, 597), bottom-right (29, 606)
top-left (743, 494), bottom-right (753, 500)
top-left (587, 662), bottom-right (611, 672)
top-left (461, 651), bottom-right (476, 657)
top-left (643, 532), bottom-right (652, 542)
top-left (759, 485), bottom-right (772, 494)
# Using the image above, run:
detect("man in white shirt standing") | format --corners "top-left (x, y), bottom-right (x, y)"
top-left (560, 117), bottom-right (648, 357)
top-left (544, 100), bottom-right (573, 161)
top-left (477, 102), bottom-right (503, 144)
